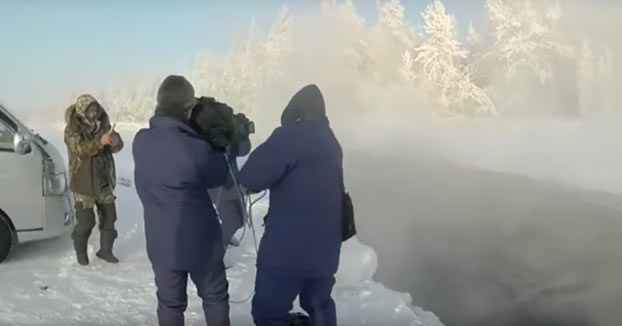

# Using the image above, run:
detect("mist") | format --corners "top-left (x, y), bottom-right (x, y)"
top-left (335, 116), bottom-right (622, 325)
top-left (24, 0), bottom-right (622, 325)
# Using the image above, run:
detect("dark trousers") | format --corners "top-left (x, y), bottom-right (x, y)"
top-left (72, 201), bottom-right (118, 245)
top-left (252, 267), bottom-right (337, 326)
top-left (153, 261), bottom-right (231, 326)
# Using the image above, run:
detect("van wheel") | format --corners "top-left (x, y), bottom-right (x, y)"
top-left (0, 212), bottom-right (17, 263)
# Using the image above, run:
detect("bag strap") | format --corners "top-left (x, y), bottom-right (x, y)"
top-left (340, 168), bottom-right (346, 193)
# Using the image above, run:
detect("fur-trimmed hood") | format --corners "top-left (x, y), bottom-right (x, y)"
top-left (65, 94), bottom-right (110, 133)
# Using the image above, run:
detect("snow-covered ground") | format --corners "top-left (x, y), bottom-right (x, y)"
top-left (0, 123), bottom-right (443, 326)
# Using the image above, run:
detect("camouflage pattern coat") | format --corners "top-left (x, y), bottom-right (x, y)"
top-left (64, 94), bottom-right (123, 205)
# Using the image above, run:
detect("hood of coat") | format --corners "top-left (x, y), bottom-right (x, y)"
top-left (280, 84), bottom-right (328, 126)
top-left (65, 94), bottom-right (110, 134)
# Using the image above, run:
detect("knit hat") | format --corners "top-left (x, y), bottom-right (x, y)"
top-left (155, 75), bottom-right (198, 120)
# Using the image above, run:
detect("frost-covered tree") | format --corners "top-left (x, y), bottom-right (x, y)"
top-left (485, 0), bottom-right (574, 84)
top-left (192, 16), bottom-right (262, 113)
top-left (262, 8), bottom-right (296, 77)
top-left (60, 0), bottom-right (622, 123)
top-left (92, 8), bottom-right (295, 124)
top-left (399, 50), bottom-right (416, 83)
top-left (467, 23), bottom-right (482, 46)
top-left (378, 0), bottom-right (404, 31)
top-left (576, 40), bottom-right (615, 116)
top-left (412, 0), bottom-right (495, 115)
top-left (415, 1), bottom-right (467, 88)
top-left (464, 23), bottom-right (490, 87)
top-left (477, 0), bottom-right (584, 116)
top-left (320, 0), bottom-right (364, 35)
top-left (191, 8), bottom-right (295, 115)
top-left (377, 0), bottom-right (417, 51)
top-left (377, 0), bottom-right (417, 47)
top-left (353, 0), bottom-right (417, 85)
top-left (320, 0), bottom-right (369, 72)
top-left (97, 78), bottom-right (159, 123)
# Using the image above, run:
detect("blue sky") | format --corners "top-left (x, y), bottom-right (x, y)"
top-left (0, 0), bottom-right (484, 112)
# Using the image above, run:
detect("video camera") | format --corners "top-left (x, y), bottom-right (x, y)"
top-left (189, 96), bottom-right (255, 150)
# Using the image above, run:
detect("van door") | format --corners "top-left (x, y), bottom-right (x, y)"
top-left (0, 115), bottom-right (44, 232)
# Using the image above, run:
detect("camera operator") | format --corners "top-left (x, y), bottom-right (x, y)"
top-left (133, 76), bottom-right (231, 326)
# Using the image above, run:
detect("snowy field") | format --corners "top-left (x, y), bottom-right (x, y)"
top-left (0, 123), bottom-right (443, 326)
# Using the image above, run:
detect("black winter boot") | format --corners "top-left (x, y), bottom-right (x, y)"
top-left (96, 231), bottom-right (119, 263)
top-left (73, 235), bottom-right (89, 266)
top-left (72, 203), bottom-right (96, 266)
top-left (95, 203), bottom-right (119, 264)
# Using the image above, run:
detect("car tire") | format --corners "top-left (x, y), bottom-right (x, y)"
top-left (0, 212), bottom-right (17, 263)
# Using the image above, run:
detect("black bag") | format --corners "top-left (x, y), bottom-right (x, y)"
top-left (342, 179), bottom-right (356, 242)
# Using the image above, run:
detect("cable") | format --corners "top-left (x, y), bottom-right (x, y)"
top-left (246, 190), bottom-right (267, 253)
top-left (221, 154), bottom-right (267, 304)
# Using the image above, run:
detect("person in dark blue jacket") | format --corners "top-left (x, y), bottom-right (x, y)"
top-left (238, 84), bottom-right (343, 326)
top-left (133, 75), bottom-right (231, 326)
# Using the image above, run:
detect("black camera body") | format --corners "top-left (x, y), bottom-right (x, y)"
top-left (189, 96), bottom-right (254, 150)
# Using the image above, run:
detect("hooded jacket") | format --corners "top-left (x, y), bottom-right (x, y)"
top-left (238, 85), bottom-right (343, 276)
top-left (64, 95), bottom-right (123, 198)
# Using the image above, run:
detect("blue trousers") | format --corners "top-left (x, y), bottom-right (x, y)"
top-left (252, 267), bottom-right (337, 326)
top-left (153, 261), bottom-right (230, 326)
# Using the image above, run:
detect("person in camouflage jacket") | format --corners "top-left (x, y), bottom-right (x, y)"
top-left (64, 94), bottom-right (123, 265)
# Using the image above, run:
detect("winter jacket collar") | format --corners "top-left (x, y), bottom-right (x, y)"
top-left (149, 115), bottom-right (197, 135)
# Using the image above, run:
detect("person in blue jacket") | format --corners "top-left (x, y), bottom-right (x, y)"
top-left (133, 75), bottom-right (231, 326)
top-left (238, 84), bottom-right (343, 326)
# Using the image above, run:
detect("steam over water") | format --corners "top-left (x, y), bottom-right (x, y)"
top-left (338, 118), bottom-right (622, 326)
top-left (349, 149), bottom-right (622, 325)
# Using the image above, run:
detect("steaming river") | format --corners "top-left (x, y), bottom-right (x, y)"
top-left (348, 150), bottom-right (622, 326)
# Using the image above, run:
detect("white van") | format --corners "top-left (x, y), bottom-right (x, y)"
top-left (0, 105), bottom-right (75, 263)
